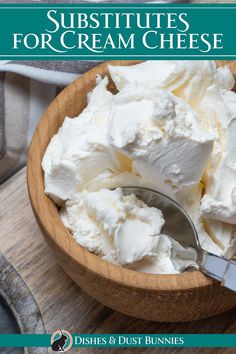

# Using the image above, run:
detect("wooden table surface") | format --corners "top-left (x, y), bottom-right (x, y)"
top-left (0, 168), bottom-right (236, 353)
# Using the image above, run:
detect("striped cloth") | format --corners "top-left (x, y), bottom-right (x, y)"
top-left (0, 0), bottom-right (186, 183)
top-left (0, 60), bottom-right (102, 183)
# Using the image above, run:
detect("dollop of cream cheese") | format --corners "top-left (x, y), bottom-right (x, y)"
top-left (42, 60), bottom-right (236, 274)
top-left (42, 76), bottom-right (134, 204)
top-left (108, 82), bottom-right (214, 198)
top-left (60, 188), bottom-right (197, 273)
top-left (200, 87), bottom-right (236, 224)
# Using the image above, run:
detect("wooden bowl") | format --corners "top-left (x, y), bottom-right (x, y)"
top-left (27, 60), bottom-right (236, 322)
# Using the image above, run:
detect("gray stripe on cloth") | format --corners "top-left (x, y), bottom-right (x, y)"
top-left (0, 73), bottom-right (30, 183)
top-left (0, 72), bottom-right (5, 160)
top-left (14, 60), bottom-right (102, 75)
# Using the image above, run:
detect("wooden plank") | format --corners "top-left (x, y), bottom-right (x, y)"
top-left (0, 168), bottom-right (236, 353)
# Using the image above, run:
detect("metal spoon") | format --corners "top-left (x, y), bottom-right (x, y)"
top-left (121, 186), bottom-right (236, 292)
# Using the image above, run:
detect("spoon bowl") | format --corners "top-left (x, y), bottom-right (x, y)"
top-left (121, 186), bottom-right (200, 251)
top-left (121, 187), bottom-right (236, 292)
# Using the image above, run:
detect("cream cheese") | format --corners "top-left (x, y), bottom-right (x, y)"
top-left (42, 60), bottom-right (236, 274)
top-left (42, 77), bottom-right (121, 203)
top-left (108, 60), bottom-right (234, 105)
top-left (61, 188), bottom-right (197, 273)
top-left (177, 183), bottom-right (223, 256)
top-left (108, 82), bottom-right (214, 198)
top-left (200, 86), bottom-right (236, 224)
top-left (108, 60), bottom-right (236, 258)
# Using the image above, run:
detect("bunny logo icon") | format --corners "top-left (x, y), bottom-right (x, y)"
top-left (51, 329), bottom-right (73, 352)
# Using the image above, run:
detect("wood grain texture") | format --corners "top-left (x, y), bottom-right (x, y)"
top-left (0, 168), bottom-right (236, 354)
top-left (27, 60), bottom-right (236, 322)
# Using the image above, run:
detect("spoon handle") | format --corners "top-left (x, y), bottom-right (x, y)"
top-left (200, 251), bottom-right (236, 292)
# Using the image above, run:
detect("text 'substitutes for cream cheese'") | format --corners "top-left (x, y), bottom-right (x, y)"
top-left (13, 11), bottom-right (223, 54)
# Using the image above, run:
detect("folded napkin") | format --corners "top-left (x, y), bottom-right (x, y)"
top-left (0, 60), bottom-right (103, 183)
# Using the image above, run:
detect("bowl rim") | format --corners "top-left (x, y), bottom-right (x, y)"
top-left (27, 60), bottom-right (216, 292)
